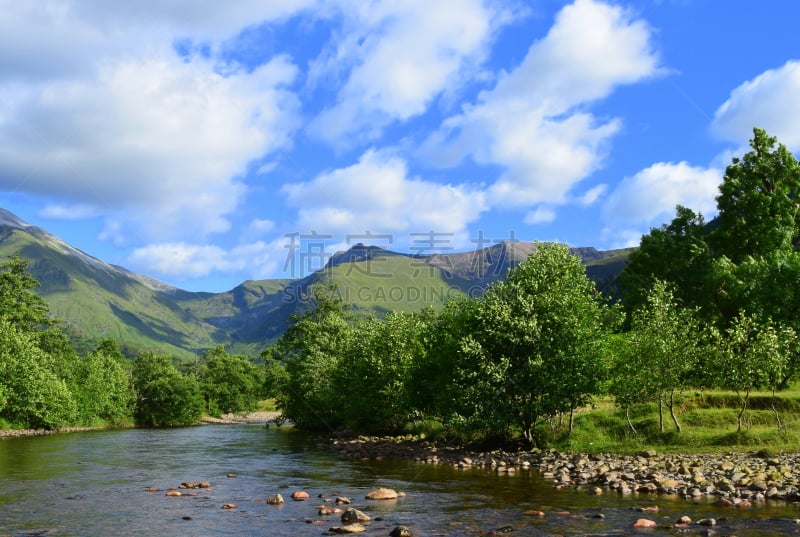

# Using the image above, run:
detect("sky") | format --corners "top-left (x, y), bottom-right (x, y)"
top-left (1, 0), bottom-right (799, 292)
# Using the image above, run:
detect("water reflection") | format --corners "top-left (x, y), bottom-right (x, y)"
top-left (1, 425), bottom-right (799, 536)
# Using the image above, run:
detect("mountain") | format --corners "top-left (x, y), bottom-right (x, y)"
top-left (0, 208), bottom-right (632, 357)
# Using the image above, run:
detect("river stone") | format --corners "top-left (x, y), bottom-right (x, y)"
top-left (389, 525), bottom-right (413, 537)
top-left (633, 519), bottom-right (657, 528)
top-left (291, 490), bottom-right (310, 500)
top-left (267, 494), bottom-right (284, 505)
top-left (341, 508), bottom-right (371, 523)
top-left (365, 487), bottom-right (398, 500)
top-left (330, 523), bottom-right (367, 533)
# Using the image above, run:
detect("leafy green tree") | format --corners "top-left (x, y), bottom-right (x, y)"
top-left (335, 311), bottom-right (428, 433)
top-left (273, 284), bottom-right (352, 430)
top-left (627, 280), bottom-right (704, 432)
top-left (425, 243), bottom-right (613, 445)
top-left (73, 340), bottom-right (134, 425)
top-left (199, 346), bottom-right (264, 416)
top-left (712, 313), bottom-right (789, 432)
top-left (710, 128), bottom-right (800, 263)
top-left (0, 320), bottom-right (77, 429)
top-left (605, 332), bottom-right (652, 434)
top-left (0, 253), bottom-right (53, 331)
top-left (620, 206), bottom-right (712, 316)
top-left (132, 352), bottom-right (203, 427)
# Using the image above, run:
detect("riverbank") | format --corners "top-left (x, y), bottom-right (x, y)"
top-left (0, 411), bottom-right (284, 439)
top-left (324, 434), bottom-right (800, 505)
top-left (0, 425), bottom-right (101, 438)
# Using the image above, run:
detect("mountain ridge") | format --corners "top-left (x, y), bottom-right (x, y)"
top-left (0, 208), bottom-right (632, 356)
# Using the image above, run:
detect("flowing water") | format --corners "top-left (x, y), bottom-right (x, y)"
top-left (1, 425), bottom-right (799, 536)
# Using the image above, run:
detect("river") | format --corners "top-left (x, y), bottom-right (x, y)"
top-left (1, 424), bottom-right (799, 536)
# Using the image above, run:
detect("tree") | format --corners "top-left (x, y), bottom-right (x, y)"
top-left (73, 340), bottom-right (134, 425)
top-left (426, 243), bottom-right (613, 445)
top-left (335, 311), bottom-right (428, 433)
top-left (712, 313), bottom-right (789, 433)
top-left (199, 346), bottom-right (264, 416)
top-left (0, 320), bottom-right (77, 429)
top-left (132, 352), bottom-right (203, 427)
top-left (0, 253), bottom-right (53, 331)
top-left (627, 280), bottom-right (704, 433)
top-left (620, 206), bottom-right (712, 316)
top-left (710, 127), bottom-right (800, 263)
top-left (273, 283), bottom-right (352, 430)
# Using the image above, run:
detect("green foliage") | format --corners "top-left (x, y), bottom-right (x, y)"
top-left (0, 320), bottom-right (78, 429)
top-left (710, 313), bottom-right (792, 432)
top-left (335, 311), bottom-right (428, 432)
top-left (72, 340), bottom-right (134, 425)
top-left (710, 128), bottom-right (800, 263)
top-left (132, 352), bottom-right (203, 427)
top-left (199, 346), bottom-right (264, 416)
top-left (0, 253), bottom-right (53, 331)
top-left (272, 284), bottom-right (352, 430)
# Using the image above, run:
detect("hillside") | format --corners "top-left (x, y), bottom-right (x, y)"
top-left (0, 208), bottom-right (632, 356)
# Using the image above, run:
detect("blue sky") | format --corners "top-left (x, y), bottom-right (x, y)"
top-left (1, 0), bottom-right (799, 292)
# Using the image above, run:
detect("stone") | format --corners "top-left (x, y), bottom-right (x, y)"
top-left (221, 503), bottom-right (236, 510)
top-left (267, 494), bottom-right (284, 505)
top-left (341, 508), bottom-right (371, 524)
top-left (389, 526), bottom-right (413, 537)
top-left (329, 523), bottom-right (367, 533)
top-left (165, 490), bottom-right (182, 497)
top-left (365, 487), bottom-right (398, 500)
top-left (523, 510), bottom-right (545, 517)
top-left (633, 519), bottom-right (657, 528)
top-left (291, 490), bottom-right (310, 500)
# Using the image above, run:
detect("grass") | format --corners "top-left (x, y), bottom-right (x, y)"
top-left (551, 388), bottom-right (800, 454)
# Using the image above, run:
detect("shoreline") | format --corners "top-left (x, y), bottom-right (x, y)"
top-left (323, 434), bottom-right (800, 505)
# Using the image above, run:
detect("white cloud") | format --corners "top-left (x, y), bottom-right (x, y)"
top-left (603, 161), bottom-right (721, 226)
top-left (282, 149), bottom-right (486, 238)
top-left (421, 0), bottom-right (661, 207)
top-left (524, 207), bottom-right (556, 225)
top-left (127, 238), bottom-right (284, 280)
top-left (712, 60), bottom-right (800, 150)
top-left (0, 54), bottom-right (300, 243)
top-left (307, 0), bottom-right (508, 146)
top-left (577, 184), bottom-right (608, 206)
top-left (39, 203), bottom-right (101, 220)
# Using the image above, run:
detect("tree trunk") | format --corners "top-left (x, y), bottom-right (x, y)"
top-left (668, 391), bottom-right (682, 433)
top-left (625, 407), bottom-right (637, 435)
top-left (737, 390), bottom-right (749, 433)
top-left (771, 389), bottom-right (785, 433)
top-left (658, 397), bottom-right (664, 433)
top-left (568, 406), bottom-right (575, 434)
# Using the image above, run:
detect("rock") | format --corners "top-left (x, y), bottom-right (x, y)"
top-left (221, 503), bottom-right (236, 510)
top-left (226, 473), bottom-right (237, 478)
top-left (633, 519), bottom-right (657, 528)
top-left (291, 490), bottom-right (310, 500)
top-left (677, 515), bottom-right (692, 524)
top-left (335, 496), bottom-right (352, 505)
top-left (366, 487), bottom-right (399, 500)
top-left (267, 494), bottom-right (285, 505)
top-left (341, 508), bottom-right (371, 524)
top-left (523, 510), bottom-right (545, 517)
top-left (165, 490), bottom-right (182, 497)
top-left (389, 526), bottom-right (413, 537)
top-left (329, 523), bottom-right (367, 533)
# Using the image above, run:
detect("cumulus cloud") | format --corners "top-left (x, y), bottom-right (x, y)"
top-left (421, 0), bottom-right (661, 207)
top-left (282, 149), bottom-right (486, 239)
top-left (523, 207), bottom-right (556, 225)
top-left (307, 0), bottom-right (508, 146)
top-left (603, 161), bottom-right (721, 227)
top-left (127, 238), bottom-right (284, 281)
top-left (712, 60), bottom-right (800, 150)
top-left (0, 54), bottom-right (300, 243)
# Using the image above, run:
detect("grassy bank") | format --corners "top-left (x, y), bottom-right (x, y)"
top-left (551, 389), bottom-right (800, 454)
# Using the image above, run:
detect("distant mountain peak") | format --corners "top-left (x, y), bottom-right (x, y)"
top-left (0, 208), bottom-right (33, 229)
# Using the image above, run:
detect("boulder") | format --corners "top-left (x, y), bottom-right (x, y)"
top-left (633, 519), bottom-right (657, 528)
top-left (291, 490), bottom-right (310, 500)
top-left (389, 526), bottom-right (413, 537)
top-left (329, 524), bottom-right (367, 534)
top-left (366, 487), bottom-right (399, 500)
top-left (267, 494), bottom-right (285, 505)
top-left (341, 508), bottom-right (371, 524)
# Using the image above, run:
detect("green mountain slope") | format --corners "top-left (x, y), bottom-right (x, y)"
top-left (0, 208), bottom-right (632, 356)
